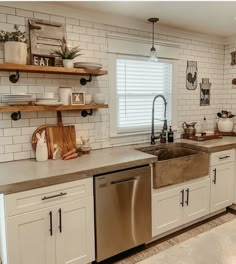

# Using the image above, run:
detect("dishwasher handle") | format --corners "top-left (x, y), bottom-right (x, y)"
top-left (111, 177), bottom-right (138, 185)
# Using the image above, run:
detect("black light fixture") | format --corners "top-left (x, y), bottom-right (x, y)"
top-left (148, 17), bottom-right (159, 62)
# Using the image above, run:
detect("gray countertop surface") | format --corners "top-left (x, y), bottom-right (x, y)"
top-left (0, 146), bottom-right (157, 194)
top-left (1, 136), bottom-right (236, 195)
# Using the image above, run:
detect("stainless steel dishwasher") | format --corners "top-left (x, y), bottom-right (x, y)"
top-left (94, 165), bottom-right (151, 262)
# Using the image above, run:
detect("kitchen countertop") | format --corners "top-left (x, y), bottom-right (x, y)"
top-left (0, 146), bottom-right (157, 194)
top-left (176, 137), bottom-right (236, 152)
top-left (1, 136), bottom-right (236, 195)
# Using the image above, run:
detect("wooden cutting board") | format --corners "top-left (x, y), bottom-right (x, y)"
top-left (46, 112), bottom-right (76, 159)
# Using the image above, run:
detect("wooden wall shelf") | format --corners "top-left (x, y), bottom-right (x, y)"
top-left (0, 63), bottom-right (107, 76)
top-left (0, 104), bottom-right (108, 113)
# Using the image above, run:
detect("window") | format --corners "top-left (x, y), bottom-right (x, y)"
top-left (115, 56), bottom-right (172, 134)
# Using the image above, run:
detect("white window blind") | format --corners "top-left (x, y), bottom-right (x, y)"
top-left (116, 58), bottom-right (172, 133)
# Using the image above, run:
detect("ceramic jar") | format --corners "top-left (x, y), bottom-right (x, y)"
top-left (217, 118), bottom-right (234, 132)
top-left (4, 41), bottom-right (27, 65)
top-left (59, 87), bottom-right (72, 105)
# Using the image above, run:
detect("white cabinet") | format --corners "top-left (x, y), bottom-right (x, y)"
top-left (7, 208), bottom-right (55, 264)
top-left (183, 179), bottom-right (210, 223)
top-left (152, 186), bottom-right (183, 236)
top-left (210, 163), bottom-right (234, 212)
top-left (56, 197), bottom-right (94, 264)
top-left (1, 178), bottom-right (95, 264)
top-left (152, 177), bottom-right (210, 237)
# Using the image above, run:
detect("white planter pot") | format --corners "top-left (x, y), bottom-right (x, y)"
top-left (4, 41), bottom-right (27, 65)
top-left (63, 59), bottom-right (74, 68)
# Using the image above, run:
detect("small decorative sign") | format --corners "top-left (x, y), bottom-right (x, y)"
top-left (71, 92), bottom-right (85, 105)
top-left (186, 61), bottom-right (198, 90)
top-left (32, 54), bottom-right (55, 67)
top-left (200, 78), bottom-right (211, 106)
top-left (231, 51), bottom-right (236, 66)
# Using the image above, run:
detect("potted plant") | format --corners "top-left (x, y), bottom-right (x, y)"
top-left (51, 38), bottom-right (82, 68)
top-left (0, 24), bottom-right (27, 65)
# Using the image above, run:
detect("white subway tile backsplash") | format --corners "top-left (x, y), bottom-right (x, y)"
top-left (7, 14), bottom-right (25, 25)
top-left (0, 4), bottom-right (230, 162)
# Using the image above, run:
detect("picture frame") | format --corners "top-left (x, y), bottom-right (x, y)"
top-left (71, 92), bottom-right (85, 105)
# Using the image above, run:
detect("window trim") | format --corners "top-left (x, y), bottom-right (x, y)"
top-left (109, 53), bottom-right (178, 139)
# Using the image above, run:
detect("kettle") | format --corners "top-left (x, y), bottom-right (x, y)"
top-left (182, 122), bottom-right (197, 135)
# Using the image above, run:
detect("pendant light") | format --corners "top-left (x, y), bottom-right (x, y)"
top-left (148, 17), bottom-right (159, 62)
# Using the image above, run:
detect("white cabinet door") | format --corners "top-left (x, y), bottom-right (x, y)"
top-left (183, 178), bottom-right (210, 224)
top-left (152, 187), bottom-right (183, 237)
top-left (7, 208), bottom-right (55, 264)
top-left (210, 163), bottom-right (234, 212)
top-left (56, 196), bottom-right (95, 264)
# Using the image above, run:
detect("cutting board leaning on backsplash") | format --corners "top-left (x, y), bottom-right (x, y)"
top-left (46, 112), bottom-right (76, 159)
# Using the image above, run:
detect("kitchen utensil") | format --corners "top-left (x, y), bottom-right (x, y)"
top-left (182, 121), bottom-right (197, 136)
top-left (46, 112), bottom-right (76, 159)
top-left (217, 118), bottom-right (235, 132)
top-left (32, 124), bottom-right (55, 152)
top-left (37, 93), bottom-right (56, 99)
top-left (34, 102), bottom-right (63, 106)
top-left (84, 94), bottom-right (92, 104)
top-left (59, 87), bottom-right (72, 105)
top-left (74, 62), bottom-right (102, 70)
top-left (93, 93), bottom-right (106, 104)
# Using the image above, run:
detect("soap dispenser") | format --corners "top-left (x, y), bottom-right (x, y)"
top-left (168, 126), bottom-right (174, 143)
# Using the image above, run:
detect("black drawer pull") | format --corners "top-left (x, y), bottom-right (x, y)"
top-left (49, 211), bottom-right (53, 236)
top-left (219, 155), bottom-right (230, 160)
top-left (180, 189), bottom-right (184, 207)
top-left (185, 188), bottom-right (189, 206)
top-left (59, 208), bottom-right (62, 233)
top-left (42, 192), bottom-right (67, 201)
top-left (213, 168), bottom-right (217, 184)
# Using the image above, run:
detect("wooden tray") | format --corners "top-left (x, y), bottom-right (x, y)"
top-left (216, 131), bottom-right (236, 137)
top-left (182, 134), bottom-right (223, 141)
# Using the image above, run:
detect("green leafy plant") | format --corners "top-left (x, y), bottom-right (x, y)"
top-left (51, 38), bottom-right (82, 60)
top-left (0, 24), bottom-right (26, 43)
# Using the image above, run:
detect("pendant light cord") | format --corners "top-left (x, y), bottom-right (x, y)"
top-left (152, 22), bottom-right (154, 49)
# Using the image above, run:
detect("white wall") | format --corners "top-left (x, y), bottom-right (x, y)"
top-left (0, 3), bottom-right (226, 162)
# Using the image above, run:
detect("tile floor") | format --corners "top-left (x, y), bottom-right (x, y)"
top-left (116, 213), bottom-right (236, 264)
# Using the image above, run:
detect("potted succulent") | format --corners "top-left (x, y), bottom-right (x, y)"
top-left (51, 38), bottom-right (82, 68)
top-left (0, 24), bottom-right (27, 65)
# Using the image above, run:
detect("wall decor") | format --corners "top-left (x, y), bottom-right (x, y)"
top-left (32, 54), bottom-right (55, 66)
top-left (71, 92), bottom-right (85, 105)
top-left (28, 19), bottom-right (65, 66)
top-left (200, 78), bottom-right (211, 106)
top-left (186, 61), bottom-right (198, 90)
top-left (231, 51), bottom-right (236, 66)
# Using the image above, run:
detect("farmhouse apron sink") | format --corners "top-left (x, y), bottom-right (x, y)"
top-left (137, 143), bottom-right (209, 188)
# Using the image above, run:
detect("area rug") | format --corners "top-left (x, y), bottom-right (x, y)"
top-left (116, 213), bottom-right (236, 264)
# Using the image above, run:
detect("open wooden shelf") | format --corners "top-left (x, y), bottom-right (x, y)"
top-left (0, 104), bottom-right (108, 113)
top-left (0, 63), bottom-right (107, 76)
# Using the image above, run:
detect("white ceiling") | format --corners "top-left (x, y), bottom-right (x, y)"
top-left (57, 1), bottom-right (236, 37)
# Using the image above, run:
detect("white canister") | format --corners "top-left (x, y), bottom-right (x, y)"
top-left (4, 41), bottom-right (27, 65)
top-left (217, 118), bottom-right (234, 132)
top-left (59, 87), bottom-right (72, 105)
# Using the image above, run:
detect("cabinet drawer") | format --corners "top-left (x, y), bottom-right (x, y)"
top-left (210, 149), bottom-right (235, 166)
top-left (5, 178), bottom-right (93, 216)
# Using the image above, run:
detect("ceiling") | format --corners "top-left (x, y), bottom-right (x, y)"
top-left (56, 1), bottom-right (236, 37)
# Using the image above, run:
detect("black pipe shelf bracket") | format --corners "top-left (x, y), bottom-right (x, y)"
top-left (80, 74), bottom-right (92, 86)
top-left (81, 109), bottom-right (93, 117)
top-left (11, 111), bottom-right (21, 121)
top-left (9, 70), bottom-right (20, 83)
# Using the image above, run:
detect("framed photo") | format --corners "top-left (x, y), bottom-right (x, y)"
top-left (71, 92), bottom-right (85, 105)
